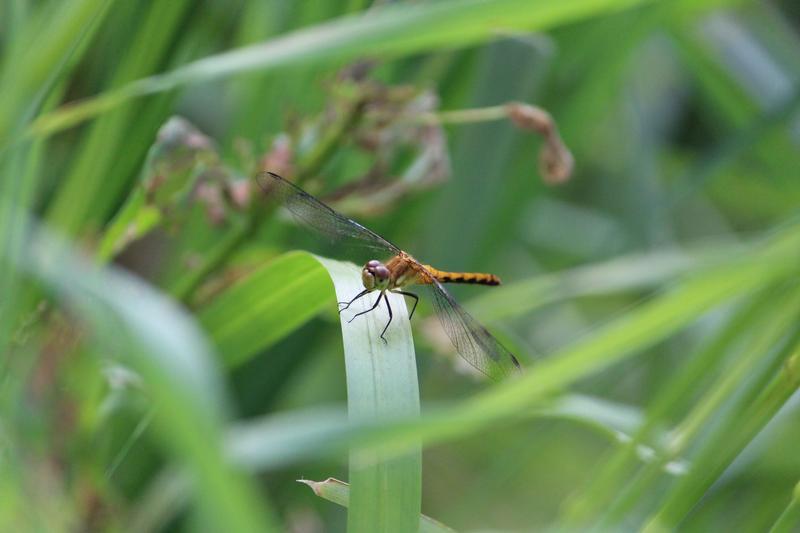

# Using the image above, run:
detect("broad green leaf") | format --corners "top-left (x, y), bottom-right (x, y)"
top-left (199, 251), bottom-right (332, 367)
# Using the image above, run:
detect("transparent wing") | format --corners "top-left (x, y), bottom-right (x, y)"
top-left (256, 171), bottom-right (401, 255)
top-left (425, 276), bottom-right (522, 381)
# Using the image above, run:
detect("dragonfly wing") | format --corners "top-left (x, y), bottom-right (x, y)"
top-left (426, 278), bottom-right (522, 380)
top-left (256, 172), bottom-right (401, 255)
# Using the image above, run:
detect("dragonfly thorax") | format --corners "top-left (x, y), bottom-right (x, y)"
top-left (362, 259), bottom-right (391, 291)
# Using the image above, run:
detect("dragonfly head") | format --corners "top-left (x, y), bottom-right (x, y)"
top-left (362, 259), bottom-right (390, 291)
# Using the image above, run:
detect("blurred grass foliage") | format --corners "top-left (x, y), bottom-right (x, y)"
top-left (2, 0), bottom-right (800, 532)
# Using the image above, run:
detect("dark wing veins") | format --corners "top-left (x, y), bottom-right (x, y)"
top-left (427, 277), bottom-right (522, 381)
top-left (256, 171), bottom-right (401, 255)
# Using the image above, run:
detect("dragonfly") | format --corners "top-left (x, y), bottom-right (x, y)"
top-left (256, 171), bottom-right (522, 380)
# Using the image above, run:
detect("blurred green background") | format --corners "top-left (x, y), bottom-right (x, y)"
top-left (2, 0), bottom-right (800, 531)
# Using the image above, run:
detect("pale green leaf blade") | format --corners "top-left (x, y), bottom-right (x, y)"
top-left (316, 256), bottom-right (421, 533)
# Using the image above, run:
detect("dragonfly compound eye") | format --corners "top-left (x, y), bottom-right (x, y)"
top-left (373, 265), bottom-right (390, 281)
top-left (361, 268), bottom-right (375, 290)
top-left (362, 261), bottom-right (390, 290)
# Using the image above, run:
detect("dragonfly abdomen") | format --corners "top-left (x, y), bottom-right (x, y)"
top-left (424, 266), bottom-right (501, 286)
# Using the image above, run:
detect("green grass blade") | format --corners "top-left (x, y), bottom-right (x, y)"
top-left (45, 0), bottom-right (193, 236)
top-left (127, 467), bottom-right (192, 533)
top-left (5, 0), bottom-right (798, 528)
top-left (199, 251), bottom-right (332, 367)
top-left (6, 214), bottom-right (277, 532)
top-left (29, 0), bottom-right (653, 139)
top-left (225, 393), bottom-right (678, 474)
top-left (299, 478), bottom-right (455, 533)
top-left (316, 257), bottom-right (421, 533)
top-left (226, 223), bottom-right (800, 474)
top-left (643, 343), bottom-right (800, 531)
top-left (465, 224), bottom-right (800, 420)
top-left (0, 0), bottom-right (113, 141)
top-left (468, 241), bottom-right (742, 321)
top-left (559, 289), bottom-right (779, 525)
top-left (0, 0), bottom-right (113, 352)
top-left (586, 294), bottom-right (800, 530)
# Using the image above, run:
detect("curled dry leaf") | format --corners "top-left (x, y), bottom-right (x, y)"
top-left (506, 101), bottom-right (574, 185)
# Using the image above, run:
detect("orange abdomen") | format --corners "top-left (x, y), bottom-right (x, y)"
top-left (422, 266), bottom-right (501, 286)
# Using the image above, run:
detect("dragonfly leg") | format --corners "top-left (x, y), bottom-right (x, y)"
top-left (392, 290), bottom-right (419, 319)
top-left (338, 288), bottom-right (370, 313)
top-left (380, 295), bottom-right (393, 344)
top-left (347, 291), bottom-right (383, 323)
